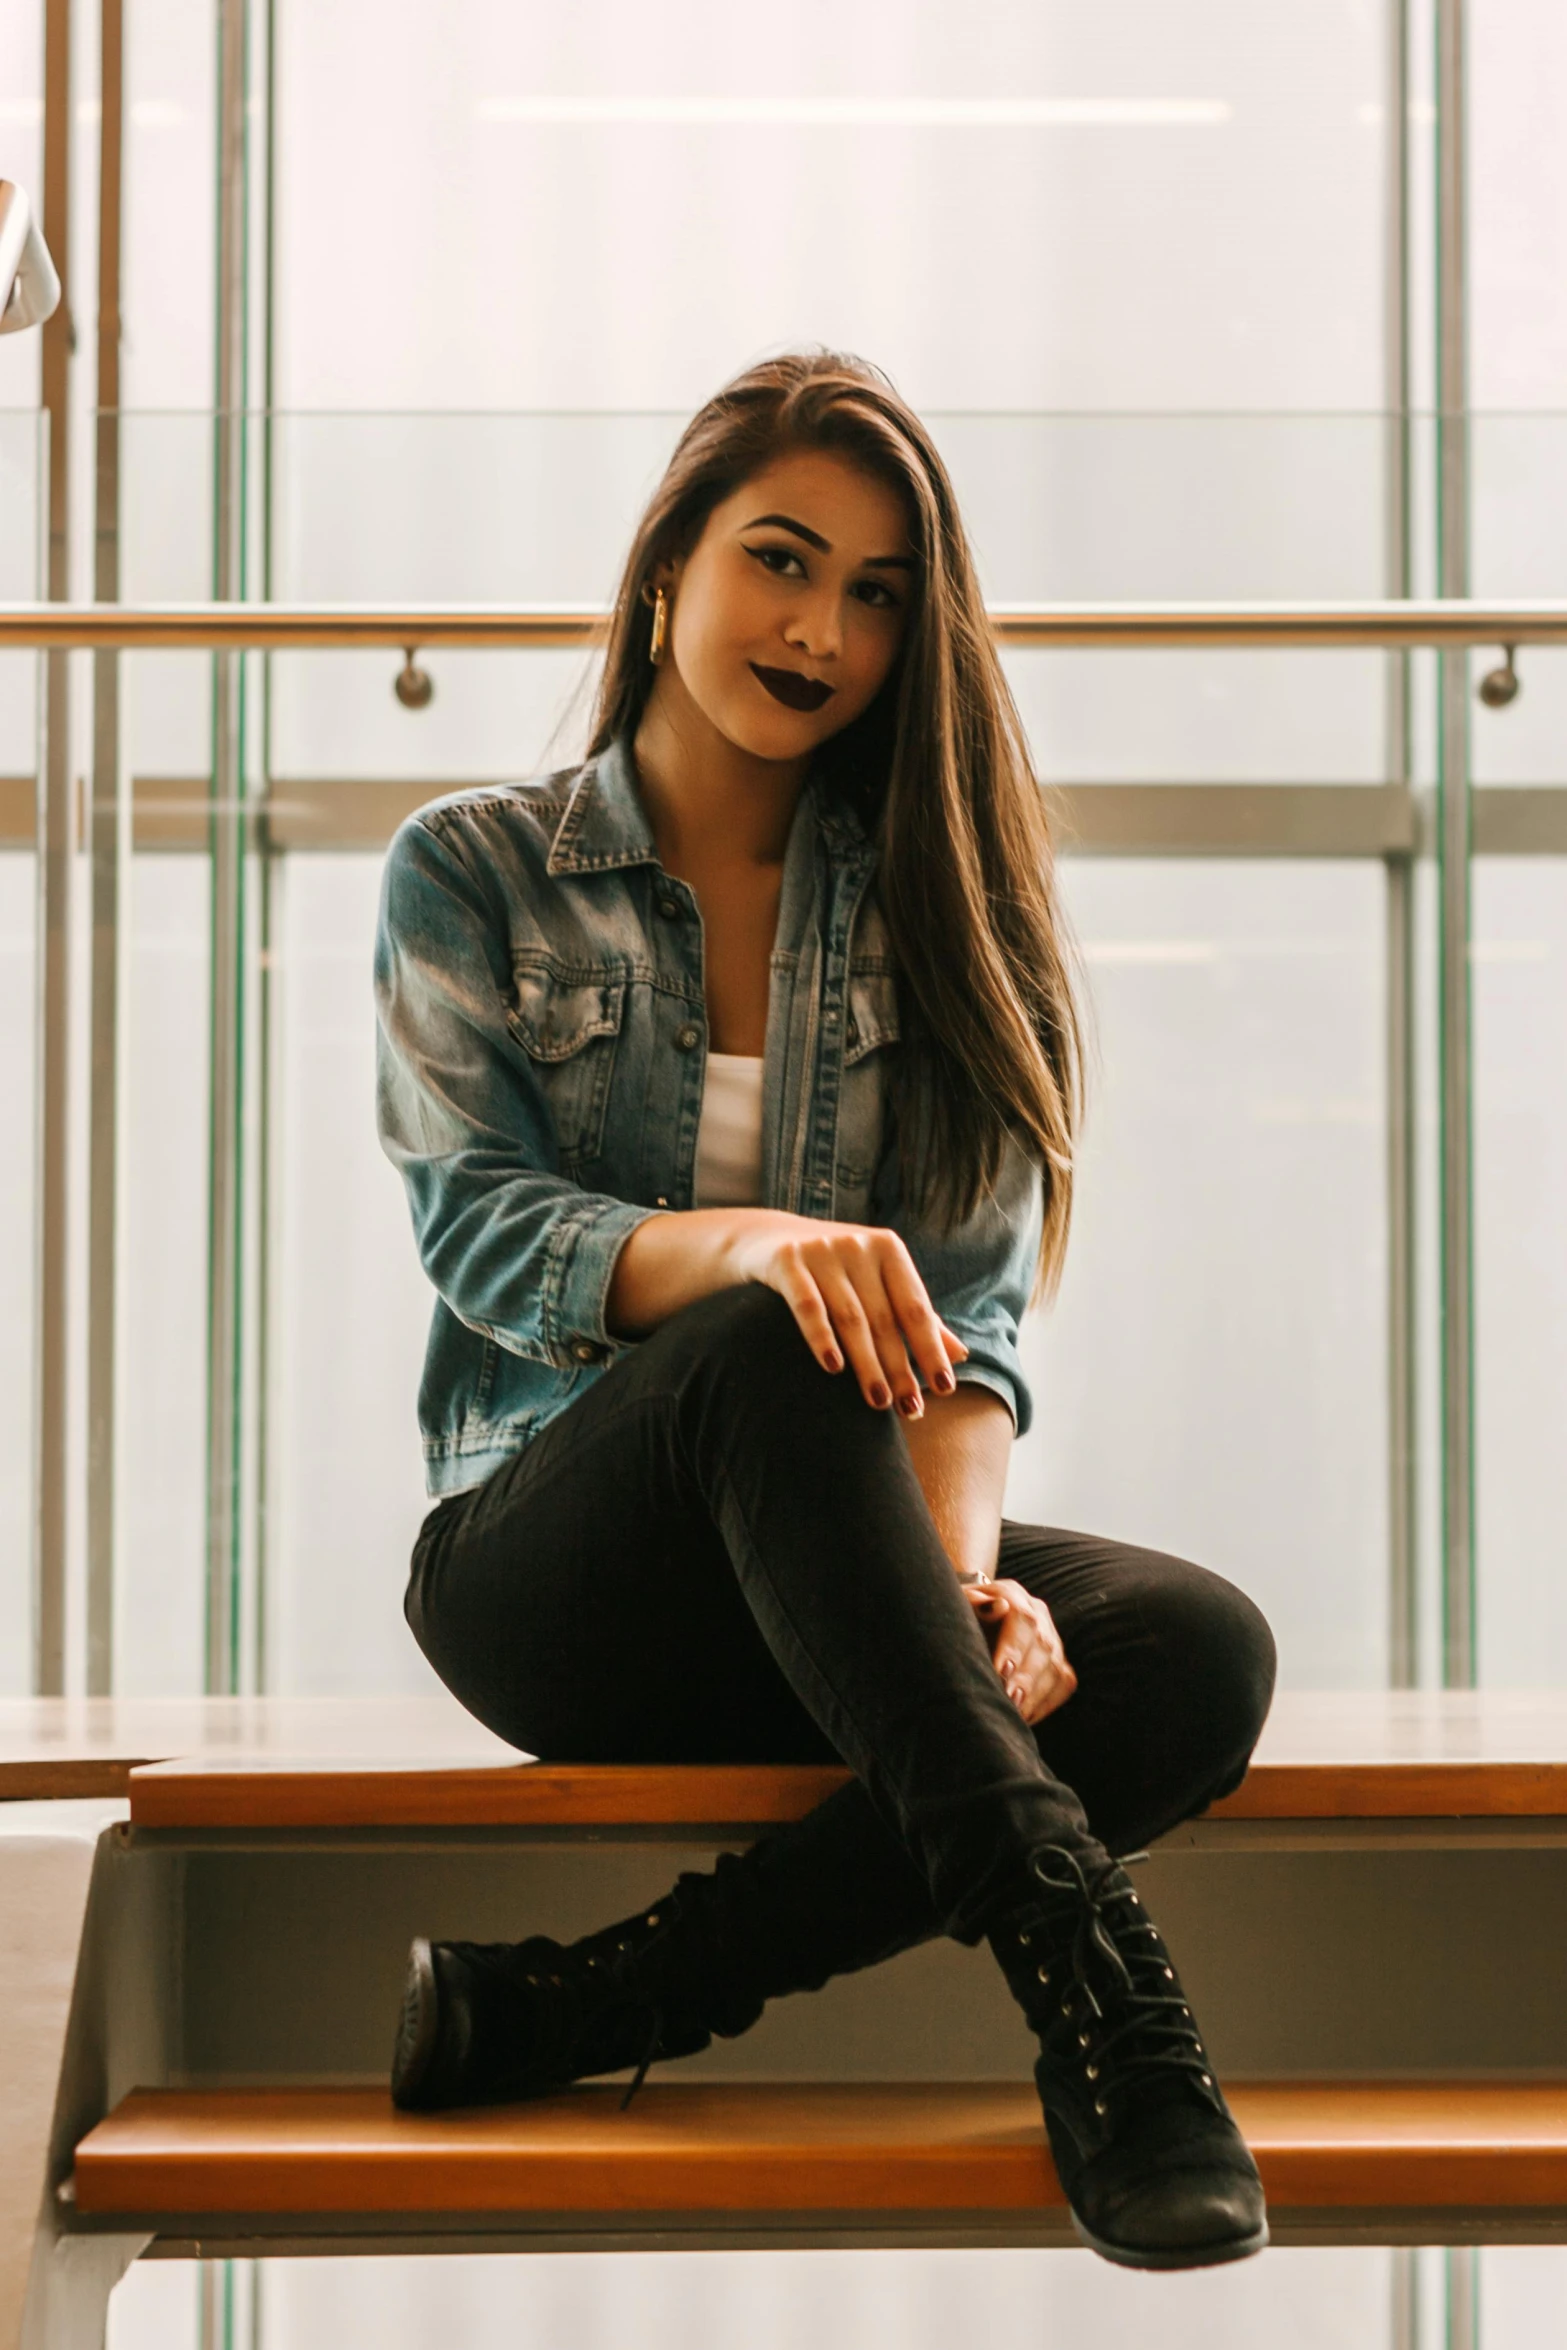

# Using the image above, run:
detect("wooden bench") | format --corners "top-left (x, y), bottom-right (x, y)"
top-left (8, 1692), bottom-right (1567, 2347)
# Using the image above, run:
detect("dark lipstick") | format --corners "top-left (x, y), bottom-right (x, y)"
top-left (750, 662), bottom-right (836, 714)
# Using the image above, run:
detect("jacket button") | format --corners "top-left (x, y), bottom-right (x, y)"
top-left (674, 1023), bottom-right (701, 1051)
top-left (570, 1340), bottom-right (600, 1364)
top-left (657, 896), bottom-right (680, 919)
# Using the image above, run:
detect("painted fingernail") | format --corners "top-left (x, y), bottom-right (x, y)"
top-left (898, 1393), bottom-right (923, 1419)
top-left (933, 1370), bottom-right (955, 1394)
top-left (824, 1349), bottom-right (843, 1373)
top-left (870, 1382), bottom-right (891, 1409)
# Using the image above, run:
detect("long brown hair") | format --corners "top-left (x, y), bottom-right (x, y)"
top-left (588, 349), bottom-right (1084, 1303)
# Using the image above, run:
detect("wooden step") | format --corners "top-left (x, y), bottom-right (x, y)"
top-left (71, 2082), bottom-right (1567, 2220)
top-left (124, 1749), bottom-right (1567, 1830)
top-left (14, 1692), bottom-right (1567, 1824)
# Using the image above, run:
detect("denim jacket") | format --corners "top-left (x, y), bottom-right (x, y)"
top-left (375, 734), bottom-right (1043, 1495)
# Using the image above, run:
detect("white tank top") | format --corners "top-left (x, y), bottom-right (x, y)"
top-left (694, 1052), bottom-right (765, 1208)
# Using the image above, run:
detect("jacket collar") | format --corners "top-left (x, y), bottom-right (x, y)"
top-left (545, 735), bottom-right (658, 875)
top-left (546, 732), bottom-right (873, 877)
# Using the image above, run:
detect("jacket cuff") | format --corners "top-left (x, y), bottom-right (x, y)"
top-left (541, 1199), bottom-right (669, 1367)
top-left (948, 1357), bottom-right (1024, 1438)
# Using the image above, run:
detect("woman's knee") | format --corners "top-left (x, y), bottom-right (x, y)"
top-left (1138, 1555), bottom-right (1277, 1775)
top-left (661, 1282), bottom-right (844, 1404)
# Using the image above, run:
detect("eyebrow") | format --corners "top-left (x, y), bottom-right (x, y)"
top-left (741, 512), bottom-right (916, 571)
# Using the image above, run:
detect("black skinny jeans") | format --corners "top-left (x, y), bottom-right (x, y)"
top-left (407, 1286), bottom-right (1276, 1956)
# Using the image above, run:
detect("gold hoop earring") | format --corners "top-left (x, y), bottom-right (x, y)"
top-left (648, 586), bottom-right (669, 668)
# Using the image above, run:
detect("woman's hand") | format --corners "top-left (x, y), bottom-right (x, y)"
top-left (722, 1211), bottom-right (968, 1418)
top-left (963, 1580), bottom-right (1077, 1726)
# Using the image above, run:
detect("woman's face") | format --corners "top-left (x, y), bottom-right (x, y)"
top-left (655, 447), bottom-right (916, 763)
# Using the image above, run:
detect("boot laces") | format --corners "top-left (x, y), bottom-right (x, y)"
top-left (1024, 1846), bottom-right (1220, 2121)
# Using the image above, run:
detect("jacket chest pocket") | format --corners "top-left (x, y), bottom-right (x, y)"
top-left (508, 963), bottom-right (626, 1172)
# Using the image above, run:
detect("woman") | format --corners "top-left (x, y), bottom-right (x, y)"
top-left (374, 350), bottom-right (1277, 2271)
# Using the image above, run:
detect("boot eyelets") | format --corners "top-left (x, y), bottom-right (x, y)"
top-left (1036, 1965), bottom-right (1050, 1985)
top-left (1018, 1929), bottom-right (1032, 1947)
top-left (1094, 2098), bottom-right (1107, 2117)
top-left (1201, 2073), bottom-right (1212, 2087)
top-left (646, 1913), bottom-right (660, 1927)
top-left (1078, 2032), bottom-right (1090, 2049)
top-left (1086, 2063), bottom-right (1098, 2081)
top-left (1163, 1966), bottom-right (1174, 1979)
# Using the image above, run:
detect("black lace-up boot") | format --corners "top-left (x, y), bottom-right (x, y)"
top-left (393, 1781), bottom-right (942, 2113)
top-left (392, 1856), bottom-right (794, 2113)
top-left (989, 1844), bottom-right (1267, 2270)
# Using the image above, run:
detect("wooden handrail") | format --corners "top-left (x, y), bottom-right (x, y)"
top-left (5, 598), bottom-right (1567, 652)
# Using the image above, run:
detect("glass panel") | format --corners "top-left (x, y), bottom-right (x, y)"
top-left (110, 2244), bottom-right (1399, 2350)
top-left (0, 409), bottom-right (43, 1695)
top-left (1469, 416), bottom-right (1567, 1688)
top-left (273, 1), bottom-right (1389, 415)
top-left (1006, 860), bottom-right (1388, 1690)
top-left (1473, 855), bottom-right (1567, 1686)
top-left (1481, 2246), bottom-right (1567, 2347)
top-left (0, 848), bottom-right (35, 1696)
top-left (117, 846), bottom-right (212, 1695)
top-left (254, 409), bottom-right (1400, 788)
top-left (266, 852), bottom-right (443, 1696)
top-left (1472, 440), bottom-right (1567, 785)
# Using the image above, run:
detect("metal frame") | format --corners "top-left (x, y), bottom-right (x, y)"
top-left (86, 0), bottom-right (125, 1700)
top-left (1435, 11), bottom-right (1478, 2337)
top-left (33, 0), bottom-right (74, 1699)
top-left (207, 0), bottom-right (251, 1707)
top-left (1384, 0), bottom-right (1419, 1700)
top-left (8, 770), bottom-right (1567, 858)
top-left (1436, 0), bottom-right (1477, 1699)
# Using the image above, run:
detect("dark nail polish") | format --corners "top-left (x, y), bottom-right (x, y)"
top-left (870, 1383), bottom-right (891, 1409)
top-left (933, 1370), bottom-right (955, 1394)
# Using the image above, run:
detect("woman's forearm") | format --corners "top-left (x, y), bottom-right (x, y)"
top-left (899, 1383), bottom-right (1012, 1582)
top-left (606, 1207), bottom-right (783, 1338)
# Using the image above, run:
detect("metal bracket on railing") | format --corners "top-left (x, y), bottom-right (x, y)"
top-left (1477, 644), bottom-right (1520, 709)
top-left (394, 648), bottom-right (434, 710)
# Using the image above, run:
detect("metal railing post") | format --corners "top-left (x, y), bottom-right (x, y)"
top-left (206, 0), bottom-right (251, 1701)
top-left (86, 0), bottom-right (125, 1697)
top-left (1385, 0), bottom-right (1419, 1694)
top-left (32, 0), bottom-right (73, 1697)
top-left (1436, 0), bottom-right (1476, 1697)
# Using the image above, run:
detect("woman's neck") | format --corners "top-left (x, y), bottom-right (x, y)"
top-left (632, 668), bottom-right (808, 873)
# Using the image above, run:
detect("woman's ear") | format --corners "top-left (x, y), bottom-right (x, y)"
top-left (642, 555), bottom-right (678, 608)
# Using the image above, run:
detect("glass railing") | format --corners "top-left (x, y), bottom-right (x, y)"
top-left (0, 410), bottom-right (43, 1694)
top-left (4, 411), bottom-right (1566, 1721)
